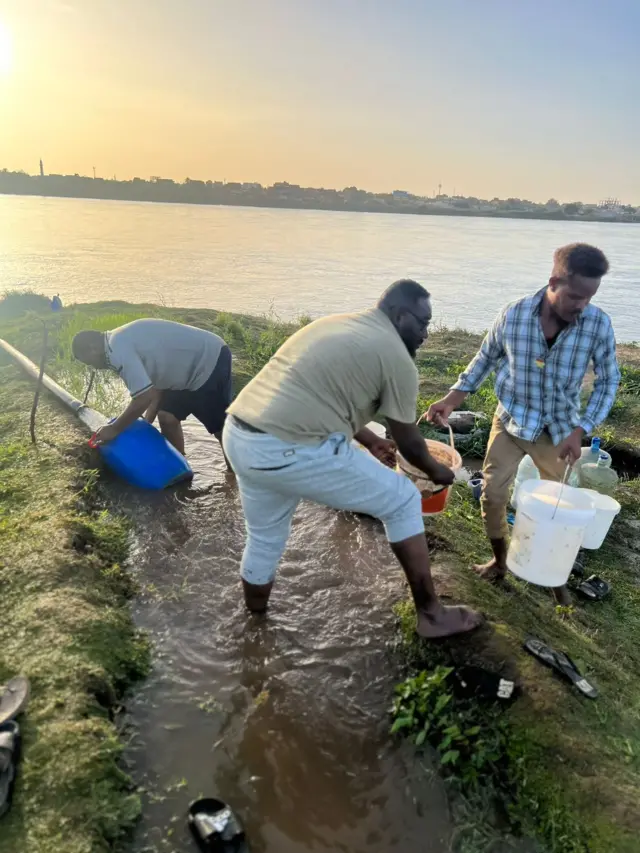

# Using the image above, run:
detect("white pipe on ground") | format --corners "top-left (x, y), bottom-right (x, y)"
top-left (0, 338), bottom-right (108, 433)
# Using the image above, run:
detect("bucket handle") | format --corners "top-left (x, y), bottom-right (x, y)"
top-left (416, 413), bottom-right (456, 453)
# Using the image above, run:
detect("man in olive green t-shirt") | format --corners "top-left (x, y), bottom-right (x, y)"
top-left (224, 279), bottom-right (480, 640)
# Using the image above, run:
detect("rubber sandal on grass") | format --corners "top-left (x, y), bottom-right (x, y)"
top-left (0, 676), bottom-right (30, 727)
top-left (523, 636), bottom-right (598, 699)
top-left (0, 721), bottom-right (21, 820)
top-left (449, 665), bottom-right (517, 703)
top-left (576, 575), bottom-right (611, 602)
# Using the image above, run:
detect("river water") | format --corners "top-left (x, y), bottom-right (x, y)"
top-left (116, 423), bottom-right (457, 853)
top-left (0, 194), bottom-right (638, 340)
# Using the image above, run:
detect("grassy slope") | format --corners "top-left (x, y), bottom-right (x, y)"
top-left (1, 299), bottom-right (639, 853)
top-left (408, 335), bottom-right (640, 852)
top-left (0, 300), bottom-right (304, 852)
top-left (0, 361), bottom-right (150, 852)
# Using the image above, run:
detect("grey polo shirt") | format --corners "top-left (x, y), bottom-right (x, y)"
top-left (105, 319), bottom-right (225, 398)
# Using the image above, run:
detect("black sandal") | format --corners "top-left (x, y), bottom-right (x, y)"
top-left (0, 721), bottom-right (21, 819)
top-left (449, 665), bottom-right (517, 703)
top-left (576, 575), bottom-right (611, 602)
top-left (524, 637), bottom-right (598, 699)
top-left (188, 798), bottom-right (249, 852)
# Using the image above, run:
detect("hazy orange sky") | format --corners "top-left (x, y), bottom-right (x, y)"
top-left (1, 0), bottom-right (639, 203)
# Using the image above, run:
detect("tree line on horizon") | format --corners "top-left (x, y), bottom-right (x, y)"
top-left (0, 167), bottom-right (637, 223)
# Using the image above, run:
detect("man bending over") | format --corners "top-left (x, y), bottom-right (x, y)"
top-left (224, 279), bottom-right (481, 639)
top-left (72, 318), bottom-right (231, 464)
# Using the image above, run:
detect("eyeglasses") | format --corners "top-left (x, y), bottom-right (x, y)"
top-left (405, 308), bottom-right (431, 332)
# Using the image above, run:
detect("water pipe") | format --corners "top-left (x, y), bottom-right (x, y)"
top-left (0, 338), bottom-right (108, 433)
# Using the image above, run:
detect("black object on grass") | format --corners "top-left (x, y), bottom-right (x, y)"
top-left (524, 636), bottom-right (598, 699)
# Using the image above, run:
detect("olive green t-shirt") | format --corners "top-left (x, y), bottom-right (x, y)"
top-left (228, 308), bottom-right (419, 444)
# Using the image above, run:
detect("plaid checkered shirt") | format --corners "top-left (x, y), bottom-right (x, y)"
top-left (451, 288), bottom-right (620, 445)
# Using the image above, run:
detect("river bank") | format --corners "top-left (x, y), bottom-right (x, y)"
top-left (0, 357), bottom-right (150, 852)
top-left (1, 295), bottom-right (639, 853)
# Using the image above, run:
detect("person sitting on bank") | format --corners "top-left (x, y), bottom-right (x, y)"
top-left (72, 318), bottom-right (232, 464)
top-left (51, 294), bottom-right (62, 312)
top-left (426, 243), bottom-right (620, 605)
top-left (224, 279), bottom-right (482, 639)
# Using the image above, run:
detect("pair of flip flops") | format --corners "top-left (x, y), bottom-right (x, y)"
top-left (570, 558), bottom-right (611, 601)
top-left (188, 798), bottom-right (249, 852)
top-left (524, 637), bottom-right (597, 699)
top-left (0, 676), bottom-right (30, 820)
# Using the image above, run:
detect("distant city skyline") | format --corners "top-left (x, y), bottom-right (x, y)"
top-left (1, 1), bottom-right (639, 203)
top-left (3, 165), bottom-right (637, 223)
top-left (10, 160), bottom-right (638, 209)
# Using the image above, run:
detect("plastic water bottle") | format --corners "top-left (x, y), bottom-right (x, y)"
top-left (571, 437), bottom-right (609, 487)
top-left (512, 455), bottom-right (540, 508)
top-left (580, 453), bottom-right (619, 496)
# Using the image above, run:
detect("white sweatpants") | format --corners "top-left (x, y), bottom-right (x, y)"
top-left (223, 418), bottom-right (424, 585)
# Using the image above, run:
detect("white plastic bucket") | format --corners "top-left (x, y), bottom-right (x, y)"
top-left (512, 477), bottom-right (540, 510)
top-left (580, 489), bottom-right (621, 550)
top-left (507, 481), bottom-right (595, 587)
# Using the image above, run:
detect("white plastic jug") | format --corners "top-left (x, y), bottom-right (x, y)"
top-left (511, 455), bottom-right (540, 508)
top-left (580, 489), bottom-right (621, 550)
top-left (507, 481), bottom-right (595, 587)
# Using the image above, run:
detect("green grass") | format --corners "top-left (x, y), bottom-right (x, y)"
top-left (0, 365), bottom-right (150, 853)
top-left (0, 289), bottom-right (53, 320)
top-left (390, 478), bottom-right (640, 852)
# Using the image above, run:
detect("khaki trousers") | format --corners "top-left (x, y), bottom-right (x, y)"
top-left (481, 414), bottom-right (566, 540)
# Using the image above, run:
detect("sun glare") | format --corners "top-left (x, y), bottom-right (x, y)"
top-left (0, 21), bottom-right (12, 75)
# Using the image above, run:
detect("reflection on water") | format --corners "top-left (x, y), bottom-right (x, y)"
top-left (1, 194), bottom-right (638, 340)
top-left (115, 420), bottom-right (454, 853)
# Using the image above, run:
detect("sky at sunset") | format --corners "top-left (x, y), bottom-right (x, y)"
top-left (0, 0), bottom-right (639, 203)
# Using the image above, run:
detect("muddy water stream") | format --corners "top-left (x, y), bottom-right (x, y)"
top-left (110, 420), bottom-right (460, 853)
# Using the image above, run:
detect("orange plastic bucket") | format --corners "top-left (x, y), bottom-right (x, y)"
top-left (419, 483), bottom-right (451, 515)
top-left (397, 428), bottom-right (462, 517)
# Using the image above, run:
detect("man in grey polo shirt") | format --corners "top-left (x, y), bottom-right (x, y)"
top-left (72, 318), bottom-right (231, 463)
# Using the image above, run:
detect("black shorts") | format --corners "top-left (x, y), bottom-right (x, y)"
top-left (159, 345), bottom-right (232, 435)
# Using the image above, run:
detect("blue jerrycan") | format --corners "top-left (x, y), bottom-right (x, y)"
top-left (89, 419), bottom-right (193, 489)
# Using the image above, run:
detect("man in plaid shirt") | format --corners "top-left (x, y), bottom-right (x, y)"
top-left (427, 243), bottom-right (620, 604)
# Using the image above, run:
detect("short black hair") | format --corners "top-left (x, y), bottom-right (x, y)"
top-left (553, 243), bottom-right (609, 280)
top-left (377, 279), bottom-right (430, 311)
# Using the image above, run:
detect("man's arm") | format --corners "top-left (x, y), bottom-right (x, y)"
top-left (427, 313), bottom-right (505, 425)
top-left (386, 419), bottom-right (454, 485)
top-left (94, 387), bottom-right (160, 444)
top-left (143, 395), bottom-right (161, 424)
top-left (580, 319), bottom-right (621, 435)
top-left (353, 425), bottom-right (397, 467)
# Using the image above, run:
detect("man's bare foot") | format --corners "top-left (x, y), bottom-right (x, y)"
top-left (553, 585), bottom-right (572, 607)
top-left (417, 605), bottom-right (483, 639)
top-left (472, 558), bottom-right (507, 583)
